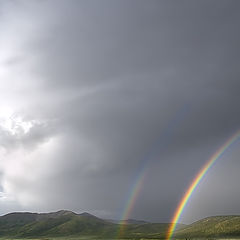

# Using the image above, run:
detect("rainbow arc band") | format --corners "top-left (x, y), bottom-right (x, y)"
top-left (166, 130), bottom-right (240, 240)
top-left (117, 170), bottom-right (146, 238)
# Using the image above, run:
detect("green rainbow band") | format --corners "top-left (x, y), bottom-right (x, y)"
top-left (166, 130), bottom-right (240, 240)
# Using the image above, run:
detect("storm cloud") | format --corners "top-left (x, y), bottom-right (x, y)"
top-left (0, 0), bottom-right (239, 223)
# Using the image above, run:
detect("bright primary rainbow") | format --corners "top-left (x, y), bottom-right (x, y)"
top-left (166, 129), bottom-right (240, 240)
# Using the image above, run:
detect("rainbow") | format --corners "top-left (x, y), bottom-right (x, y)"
top-left (116, 105), bottom-right (190, 238)
top-left (166, 130), bottom-right (240, 240)
top-left (117, 169), bottom-right (147, 238)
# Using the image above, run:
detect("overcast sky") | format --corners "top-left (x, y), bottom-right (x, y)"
top-left (0, 0), bottom-right (240, 224)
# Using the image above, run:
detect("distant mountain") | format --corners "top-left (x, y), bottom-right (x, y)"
top-left (106, 218), bottom-right (149, 224)
top-left (79, 212), bottom-right (96, 217)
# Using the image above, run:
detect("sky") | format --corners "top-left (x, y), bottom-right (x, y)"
top-left (0, 0), bottom-right (240, 224)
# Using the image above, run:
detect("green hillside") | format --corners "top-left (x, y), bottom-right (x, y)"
top-left (118, 222), bottom-right (172, 239)
top-left (7, 211), bottom-right (116, 238)
top-left (0, 210), bottom-right (175, 238)
top-left (1, 210), bottom-right (240, 239)
top-left (174, 215), bottom-right (240, 238)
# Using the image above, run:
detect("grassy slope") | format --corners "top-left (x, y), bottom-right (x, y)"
top-left (0, 211), bottom-right (179, 239)
top-left (16, 217), bottom-right (175, 239)
top-left (16, 213), bottom-right (116, 238)
top-left (0, 212), bottom-right (38, 236)
top-left (2, 211), bottom-right (240, 239)
top-left (174, 215), bottom-right (240, 238)
top-left (0, 212), bottom-right (181, 239)
top-left (120, 223), bottom-right (171, 238)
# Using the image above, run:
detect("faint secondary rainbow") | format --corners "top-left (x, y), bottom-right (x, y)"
top-left (117, 168), bottom-right (147, 238)
top-left (166, 130), bottom-right (240, 240)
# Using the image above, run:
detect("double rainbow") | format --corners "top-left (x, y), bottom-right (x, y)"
top-left (117, 105), bottom-right (189, 238)
top-left (166, 130), bottom-right (240, 240)
top-left (116, 130), bottom-right (240, 239)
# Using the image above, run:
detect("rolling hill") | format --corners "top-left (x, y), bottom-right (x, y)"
top-left (174, 215), bottom-right (240, 238)
top-left (0, 210), bottom-right (173, 238)
top-left (0, 210), bottom-right (116, 237)
top-left (0, 210), bottom-right (240, 238)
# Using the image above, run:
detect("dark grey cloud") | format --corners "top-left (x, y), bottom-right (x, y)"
top-left (0, 0), bottom-right (239, 223)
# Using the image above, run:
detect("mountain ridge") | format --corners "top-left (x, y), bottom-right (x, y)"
top-left (0, 210), bottom-right (173, 238)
